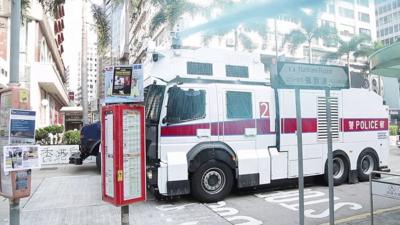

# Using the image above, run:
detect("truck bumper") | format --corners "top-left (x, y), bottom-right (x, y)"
top-left (69, 152), bottom-right (83, 165)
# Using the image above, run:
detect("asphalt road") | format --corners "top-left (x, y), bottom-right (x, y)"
top-left (2, 147), bottom-right (400, 225)
top-left (131, 146), bottom-right (400, 225)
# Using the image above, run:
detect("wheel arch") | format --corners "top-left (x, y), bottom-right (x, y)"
top-left (187, 142), bottom-right (237, 176)
top-left (89, 140), bottom-right (101, 155)
top-left (357, 147), bottom-right (379, 166)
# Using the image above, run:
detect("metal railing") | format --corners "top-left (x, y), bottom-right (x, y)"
top-left (370, 171), bottom-right (400, 225)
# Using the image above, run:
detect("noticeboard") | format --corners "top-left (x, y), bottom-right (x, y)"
top-left (3, 145), bottom-right (41, 172)
top-left (9, 109), bottom-right (36, 144)
top-left (104, 65), bottom-right (144, 104)
top-left (274, 62), bottom-right (349, 90)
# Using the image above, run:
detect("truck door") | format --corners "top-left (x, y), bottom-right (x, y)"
top-left (158, 84), bottom-right (212, 193)
top-left (218, 85), bottom-right (258, 186)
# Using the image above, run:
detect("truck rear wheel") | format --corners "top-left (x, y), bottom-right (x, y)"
top-left (191, 160), bottom-right (233, 203)
top-left (357, 150), bottom-right (378, 182)
top-left (324, 155), bottom-right (349, 186)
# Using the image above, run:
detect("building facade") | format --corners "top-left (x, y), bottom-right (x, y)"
top-left (375, 0), bottom-right (400, 110)
top-left (127, 0), bottom-right (377, 80)
top-left (0, 0), bottom-right (69, 128)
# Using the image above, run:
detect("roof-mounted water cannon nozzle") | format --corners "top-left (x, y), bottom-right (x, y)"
top-left (171, 32), bottom-right (182, 49)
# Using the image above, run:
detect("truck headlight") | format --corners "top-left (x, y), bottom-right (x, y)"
top-left (147, 170), bottom-right (153, 180)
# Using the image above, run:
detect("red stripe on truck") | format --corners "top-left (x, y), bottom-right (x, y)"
top-left (160, 123), bottom-right (210, 136)
top-left (281, 118), bottom-right (318, 134)
top-left (161, 119), bottom-right (272, 136)
top-left (160, 118), bottom-right (389, 137)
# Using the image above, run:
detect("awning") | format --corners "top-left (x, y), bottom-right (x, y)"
top-left (369, 42), bottom-right (400, 78)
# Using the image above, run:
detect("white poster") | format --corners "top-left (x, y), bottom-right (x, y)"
top-left (3, 145), bottom-right (41, 171)
top-left (105, 113), bottom-right (114, 198)
top-left (122, 110), bottom-right (142, 200)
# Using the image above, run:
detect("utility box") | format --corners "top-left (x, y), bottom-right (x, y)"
top-left (0, 87), bottom-right (32, 199)
top-left (101, 104), bottom-right (146, 206)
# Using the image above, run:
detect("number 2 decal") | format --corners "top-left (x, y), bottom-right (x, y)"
top-left (259, 102), bottom-right (269, 118)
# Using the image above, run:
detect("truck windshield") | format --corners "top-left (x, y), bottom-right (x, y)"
top-left (164, 86), bottom-right (206, 124)
top-left (145, 85), bottom-right (166, 124)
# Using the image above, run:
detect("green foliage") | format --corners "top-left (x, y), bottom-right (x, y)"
top-left (43, 125), bottom-right (64, 135)
top-left (238, 33), bottom-right (257, 51)
top-left (390, 125), bottom-right (398, 136)
top-left (324, 34), bottom-right (372, 63)
top-left (92, 5), bottom-right (111, 55)
top-left (35, 128), bottom-right (48, 142)
top-left (283, 9), bottom-right (337, 61)
top-left (63, 130), bottom-right (80, 145)
top-left (38, 0), bottom-right (65, 17)
top-left (150, 0), bottom-right (205, 34)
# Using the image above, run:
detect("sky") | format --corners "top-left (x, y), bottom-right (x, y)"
top-left (63, 0), bottom-right (98, 94)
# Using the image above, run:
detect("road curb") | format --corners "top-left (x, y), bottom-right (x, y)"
top-left (320, 205), bottom-right (400, 225)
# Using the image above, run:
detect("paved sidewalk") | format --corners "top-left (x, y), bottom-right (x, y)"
top-left (1, 163), bottom-right (400, 225)
top-left (0, 164), bottom-right (228, 225)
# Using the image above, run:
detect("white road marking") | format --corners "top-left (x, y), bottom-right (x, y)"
top-left (207, 201), bottom-right (263, 225)
top-left (255, 189), bottom-right (363, 219)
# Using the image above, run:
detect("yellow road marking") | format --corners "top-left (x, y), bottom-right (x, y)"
top-left (320, 205), bottom-right (400, 225)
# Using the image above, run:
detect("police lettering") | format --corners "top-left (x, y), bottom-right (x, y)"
top-left (354, 120), bottom-right (378, 130)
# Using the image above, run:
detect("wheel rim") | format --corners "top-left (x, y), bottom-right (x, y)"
top-left (361, 155), bottom-right (374, 174)
top-left (333, 157), bottom-right (345, 179)
top-left (201, 167), bottom-right (226, 195)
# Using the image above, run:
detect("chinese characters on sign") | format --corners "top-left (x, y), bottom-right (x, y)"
top-left (276, 62), bottom-right (349, 90)
top-left (40, 145), bottom-right (95, 165)
top-left (342, 119), bottom-right (388, 132)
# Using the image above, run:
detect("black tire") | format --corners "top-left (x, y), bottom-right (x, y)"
top-left (357, 149), bottom-right (378, 182)
top-left (96, 151), bottom-right (101, 173)
top-left (324, 154), bottom-right (349, 186)
top-left (191, 160), bottom-right (233, 203)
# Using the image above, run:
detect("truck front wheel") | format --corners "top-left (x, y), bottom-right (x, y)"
top-left (96, 151), bottom-right (101, 172)
top-left (191, 160), bottom-right (233, 203)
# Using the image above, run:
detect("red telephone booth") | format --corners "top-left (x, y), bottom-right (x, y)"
top-left (101, 104), bottom-right (146, 206)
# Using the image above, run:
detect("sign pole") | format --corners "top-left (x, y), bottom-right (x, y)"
top-left (369, 173), bottom-right (374, 225)
top-left (10, 199), bottom-right (20, 225)
top-left (121, 205), bottom-right (129, 225)
top-left (325, 88), bottom-right (335, 225)
top-left (295, 88), bottom-right (305, 225)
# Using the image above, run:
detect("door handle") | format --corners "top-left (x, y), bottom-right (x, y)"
top-left (197, 129), bottom-right (211, 138)
top-left (245, 128), bottom-right (257, 137)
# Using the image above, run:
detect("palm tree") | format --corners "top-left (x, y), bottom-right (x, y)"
top-left (201, 19), bottom-right (268, 52)
top-left (283, 10), bottom-right (337, 63)
top-left (37, 0), bottom-right (65, 16)
top-left (324, 34), bottom-right (372, 87)
top-left (150, 0), bottom-right (206, 35)
top-left (91, 5), bottom-right (111, 55)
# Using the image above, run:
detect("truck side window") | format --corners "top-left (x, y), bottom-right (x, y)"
top-left (145, 85), bottom-right (166, 124)
top-left (226, 91), bottom-right (252, 119)
top-left (164, 86), bottom-right (206, 124)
